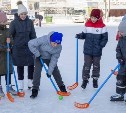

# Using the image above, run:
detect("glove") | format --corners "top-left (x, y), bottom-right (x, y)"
top-left (36, 55), bottom-right (41, 60)
top-left (118, 59), bottom-right (125, 65)
top-left (75, 32), bottom-right (84, 39)
top-left (46, 73), bottom-right (51, 78)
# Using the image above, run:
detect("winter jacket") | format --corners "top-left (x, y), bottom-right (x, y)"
top-left (77, 18), bottom-right (108, 57)
top-left (9, 13), bottom-right (36, 66)
top-left (116, 36), bottom-right (126, 61)
top-left (28, 31), bottom-right (62, 75)
top-left (0, 25), bottom-right (13, 75)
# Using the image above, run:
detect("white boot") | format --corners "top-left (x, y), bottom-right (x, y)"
top-left (18, 80), bottom-right (24, 92)
top-left (28, 79), bottom-right (33, 90)
top-left (0, 85), bottom-right (5, 97)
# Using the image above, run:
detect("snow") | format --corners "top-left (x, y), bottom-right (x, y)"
top-left (1, 23), bottom-right (126, 113)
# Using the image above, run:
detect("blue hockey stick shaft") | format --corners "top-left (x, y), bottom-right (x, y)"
top-left (88, 64), bottom-right (120, 104)
top-left (40, 58), bottom-right (59, 92)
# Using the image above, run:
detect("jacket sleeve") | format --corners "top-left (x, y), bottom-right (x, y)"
top-left (76, 26), bottom-right (86, 39)
top-left (0, 44), bottom-right (6, 52)
top-left (100, 26), bottom-right (108, 48)
top-left (28, 37), bottom-right (43, 57)
top-left (48, 49), bottom-right (61, 75)
top-left (8, 21), bottom-right (16, 38)
top-left (116, 40), bottom-right (122, 59)
top-left (29, 20), bottom-right (37, 40)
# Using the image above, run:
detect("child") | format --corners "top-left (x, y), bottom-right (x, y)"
top-left (110, 20), bottom-right (126, 102)
top-left (76, 9), bottom-right (108, 89)
top-left (116, 15), bottom-right (126, 41)
top-left (0, 11), bottom-right (17, 97)
top-left (28, 31), bottom-right (68, 98)
top-left (9, 1), bottom-right (36, 92)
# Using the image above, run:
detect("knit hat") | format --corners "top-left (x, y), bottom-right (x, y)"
top-left (118, 20), bottom-right (126, 36)
top-left (17, 1), bottom-right (28, 16)
top-left (0, 11), bottom-right (7, 23)
top-left (50, 32), bottom-right (63, 44)
top-left (90, 9), bottom-right (101, 19)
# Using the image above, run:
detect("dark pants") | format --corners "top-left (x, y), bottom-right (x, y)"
top-left (82, 55), bottom-right (101, 80)
top-left (33, 58), bottom-right (64, 90)
top-left (0, 74), bottom-right (11, 85)
top-left (116, 64), bottom-right (126, 95)
top-left (17, 65), bottom-right (34, 80)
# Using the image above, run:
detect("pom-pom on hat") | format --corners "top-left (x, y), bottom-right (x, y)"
top-left (50, 32), bottom-right (63, 44)
top-left (0, 11), bottom-right (7, 23)
top-left (17, 1), bottom-right (28, 15)
top-left (90, 9), bottom-right (101, 19)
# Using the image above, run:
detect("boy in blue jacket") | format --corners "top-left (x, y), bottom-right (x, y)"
top-left (76, 9), bottom-right (108, 89)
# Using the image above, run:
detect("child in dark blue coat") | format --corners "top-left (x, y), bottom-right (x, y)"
top-left (110, 19), bottom-right (126, 102)
top-left (76, 9), bottom-right (108, 89)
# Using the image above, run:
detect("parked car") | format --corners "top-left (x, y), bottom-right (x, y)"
top-left (71, 9), bottom-right (86, 23)
top-left (7, 9), bottom-right (18, 24)
top-left (72, 15), bottom-right (85, 23)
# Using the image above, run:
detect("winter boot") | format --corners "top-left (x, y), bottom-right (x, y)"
top-left (0, 85), bottom-right (5, 97)
top-left (93, 78), bottom-right (98, 88)
top-left (110, 94), bottom-right (124, 101)
top-left (28, 79), bottom-right (33, 90)
top-left (81, 79), bottom-right (89, 89)
top-left (30, 89), bottom-right (38, 99)
top-left (18, 80), bottom-right (24, 90)
top-left (59, 84), bottom-right (67, 92)
top-left (9, 85), bottom-right (17, 95)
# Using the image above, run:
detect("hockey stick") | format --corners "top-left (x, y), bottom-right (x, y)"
top-left (67, 38), bottom-right (78, 90)
top-left (40, 58), bottom-right (70, 96)
top-left (6, 41), bottom-right (14, 102)
top-left (111, 65), bottom-right (120, 76)
top-left (74, 64), bottom-right (120, 109)
top-left (11, 62), bottom-right (25, 97)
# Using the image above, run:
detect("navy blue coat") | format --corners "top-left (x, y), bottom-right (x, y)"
top-left (9, 14), bottom-right (36, 66)
top-left (77, 18), bottom-right (108, 57)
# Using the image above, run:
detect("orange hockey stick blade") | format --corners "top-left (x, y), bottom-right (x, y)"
top-left (57, 91), bottom-right (71, 96)
top-left (111, 69), bottom-right (118, 76)
top-left (17, 92), bottom-right (25, 97)
top-left (74, 102), bottom-right (89, 109)
top-left (67, 83), bottom-right (78, 90)
top-left (6, 92), bottom-right (14, 102)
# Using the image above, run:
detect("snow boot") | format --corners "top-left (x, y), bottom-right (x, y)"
top-left (81, 80), bottom-right (88, 89)
top-left (9, 85), bottom-right (17, 95)
top-left (93, 78), bottom-right (98, 88)
top-left (59, 84), bottom-right (67, 92)
top-left (30, 89), bottom-right (38, 99)
top-left (0, 85), bottom-right (5, 97)
top-left (28, 79), bottom-right (33, 90)
top-left (110, 94), bottom-right (124, 101)
top-left (18, 80), bottom-right (24, 90)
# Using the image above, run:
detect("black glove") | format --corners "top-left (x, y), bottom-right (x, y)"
top-left (46, 73), bottom-right (51, 78)
top-left (75, 32), bottom-right (84, 39)
top-left (36, 55), bottom-right (41, 59)
top-left (118, 59), bottom-right (125, 65)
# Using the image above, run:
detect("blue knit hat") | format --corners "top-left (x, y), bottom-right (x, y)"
top-left (50, 32), bottom-right (63, 44)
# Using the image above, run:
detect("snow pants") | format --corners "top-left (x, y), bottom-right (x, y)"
top-left (32, 58), bottom-right (64, 90)
top-left (116, 64), bottom-right (126, 95)
top-left (82, 55), bottom-right (101, 80)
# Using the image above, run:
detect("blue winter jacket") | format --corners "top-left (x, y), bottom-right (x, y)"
top-left (77, 18), bottom-right (108, 57)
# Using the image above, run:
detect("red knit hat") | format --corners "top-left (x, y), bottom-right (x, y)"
top-left (90, 9), bottom-right (101, 19)
top-left (0, 11), bottom-right (7, 23)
